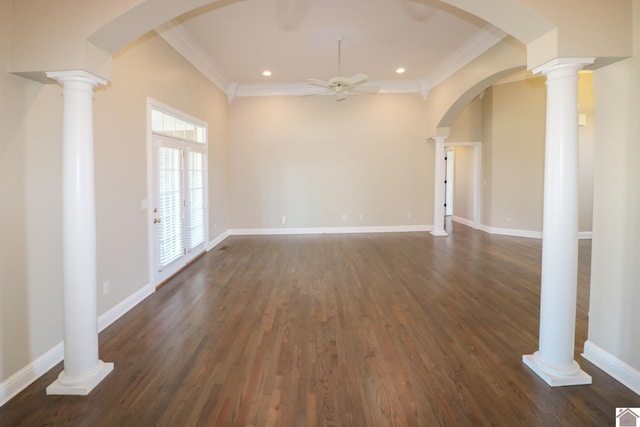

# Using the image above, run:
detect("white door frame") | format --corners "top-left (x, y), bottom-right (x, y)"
top-left (445, 148), bottom-right (454, 216)
top-left (442, 141), bottom-right (482, 230)
top-left (146, 98), bottom-right (209, 287)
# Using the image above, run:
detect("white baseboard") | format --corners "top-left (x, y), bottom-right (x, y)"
top-left (98, 283), bottom-right (155, 333)
top-left (480, 225), bottom-right (542, 239)
top-left (207, 230), bottom-right (231, 251)
top-left (228, 225), bottom-right (432, 236)
top-left (582, 340), bottom-right (640, 396)
top-left (0, 224), bottom-right (596, 408)
top-left (0, 282), bottom-right (155, 408)
top-left (479, 224), bottom-right (593, 240)
top-left (452, 216), bottom-right (475, 228)
top-left (0, 343), bottom-right (64, 407)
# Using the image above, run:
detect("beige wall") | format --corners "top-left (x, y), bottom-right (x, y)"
top-left (452, 146), bottom-right (474, 221)
top-left (481, 88), bottom-right (494, 227)
top-left (479, 75), bottom-right (594, 233)
top-left (483, 78), bottom-right (547, 231)
top-left (93, 33), bottom-right (229, 313)
top-left (448, 96), bottom-right (483, 142)
top-left (0, 0), bottom-right (64, 381)
top-left (448, 97), bottom-right (481, 224)
top-left (0, 26), bottom-right (229, 384)
top-left (228, 94), bottom-right (432, 229)
top-left (588, 1), bottom-right (640, 371)
top-left (578, 72), bottom-right (595, 232)
top-left (521, 0), bottom-right (633, 68)
top-left (1, 0), bottom-right (635, 400)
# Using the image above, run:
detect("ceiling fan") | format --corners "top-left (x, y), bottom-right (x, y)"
top-left (306, 39), bottom-right (379, 101)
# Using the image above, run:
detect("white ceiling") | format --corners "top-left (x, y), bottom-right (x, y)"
top-left (156, 0), bottom-right (507, 98)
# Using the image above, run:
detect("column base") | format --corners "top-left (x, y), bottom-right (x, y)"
top-left (430, 230), bottom-right (449, 237)
top-left (46, 361), bottom-right (114, 396)
top-left (523, 354), bottom-right (591, 387)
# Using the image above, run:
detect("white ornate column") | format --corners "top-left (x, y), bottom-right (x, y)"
top-left (45, 70), bottom-right (113, 395)
top-left (431, 136), bottom-right (448, 236)
top-left (523, 58), bottom-right (594, 387)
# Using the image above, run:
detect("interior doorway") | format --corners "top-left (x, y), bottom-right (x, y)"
top-left (435, 142), bottom-right (481, 231)
top-left (445, 148), bottom-right (454, 217)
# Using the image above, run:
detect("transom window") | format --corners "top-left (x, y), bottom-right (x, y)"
top-left (151, 108), bottom-right (206, 143)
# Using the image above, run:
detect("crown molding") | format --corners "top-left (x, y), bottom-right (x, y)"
top-left (157, 20), bottom-right (504, 103)
top-left (155, 20), bottom-right (230, 92)
top-left (427, 24), bottom-right (507, 89)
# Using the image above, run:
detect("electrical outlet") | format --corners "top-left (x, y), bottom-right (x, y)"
top-left (103, 281), bottom-right (110, 295)
top-left (408, 212), bottom-right (412, 219)
top-left (506, 214), bottom-right (512, 222)
top-left (281, 215), bottom-right (286, 225)
top-left (341, 214), bottom-right (348, 221)
top-left (359, 213), bottom-right (364, 220)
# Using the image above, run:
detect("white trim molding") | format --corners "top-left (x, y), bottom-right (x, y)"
top-left (208, 230), bottom-right (231, 251)
top-left (428, 24), bottom-right (507, 88)
top-left (156, 21), bottom-right (504, 104)
top-left (431, 136), bottom-right (449, 237)
top-left (479, 226), bottom-right (593, 240)
top-left (0, 282), bottom-right (155, 407)
top-left (583, 341), bottom-right (640, 396)
top-left (443, 141), bottom-right (482, 230)
top-left (481, 225), bottom-right (542, 239)
top-left (0, 344), bottom-right (64, 407)
top-left (452, 216), bottom-right (475, 228)
top-left (97, 283), bottom-right (155, 333)
top-left (229, 225), bottom-right (432, 236)
top-left (155, 20), bottom-right (230, 92)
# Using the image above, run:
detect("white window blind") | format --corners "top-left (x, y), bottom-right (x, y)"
top-left (150, 101), bottom-right (208, 283)
top-left (157, 146), bottom-right (184, 268)
top-left (185, 151), bottom-right (205, 251)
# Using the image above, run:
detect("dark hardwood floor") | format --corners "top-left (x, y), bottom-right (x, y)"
top-left (1, 222), bottom-right (638, 426)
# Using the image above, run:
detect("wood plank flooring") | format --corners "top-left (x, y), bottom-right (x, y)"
top-left (1, 222), bottom-right (639, 426)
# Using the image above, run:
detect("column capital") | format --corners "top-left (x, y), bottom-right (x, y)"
top-left (427, 136), bottom-right (448, 144)
top-left (531, 57), bottom-right (595, 77)
top-left (46, 70), bottom-right (109, 87)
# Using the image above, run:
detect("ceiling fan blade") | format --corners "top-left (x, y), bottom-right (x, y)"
top-left (335, 91), bottom-right (347, 101)
top-left (348, 85), bottom-right (379, 94)
top-left (308, 78), bottom-right (331, 88)
top-left (301, 88), bottom-right (332, 97)
top-left (345, 73), bottom-right (368, 86)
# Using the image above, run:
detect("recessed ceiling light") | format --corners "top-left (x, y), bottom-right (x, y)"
top-left (396, 67), bottom-right (406, 74)
top-left (262, 70), bottom-right (272, 77)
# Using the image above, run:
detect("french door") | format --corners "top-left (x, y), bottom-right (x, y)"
top-left (152, 134), bottom-right (207, 284)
